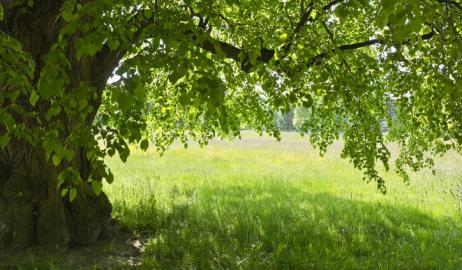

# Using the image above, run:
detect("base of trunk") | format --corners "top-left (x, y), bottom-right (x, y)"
top-left (0, 148), bottom-right (112, 250)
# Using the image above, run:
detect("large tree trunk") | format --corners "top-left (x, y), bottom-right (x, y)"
top-left (0, 141), bottom-right (112, 250)
top-left (0, 1), bottom-right (124, 250)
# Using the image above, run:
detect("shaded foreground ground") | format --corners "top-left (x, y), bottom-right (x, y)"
top-left (0, 230), bottom-right (143, 269)
top-left (2, 132), bottom-right (462, 269)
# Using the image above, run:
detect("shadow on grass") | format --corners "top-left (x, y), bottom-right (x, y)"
top-left (2, 181), bottom-right (460, 269)
top-left (113, 182), bottom-right (462, 270)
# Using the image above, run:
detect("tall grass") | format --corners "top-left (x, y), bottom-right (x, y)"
top-left (106, 132), bottom-right (462, 269)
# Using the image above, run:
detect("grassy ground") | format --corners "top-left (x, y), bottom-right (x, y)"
top-left (104, 132), bottom-right (462, 270)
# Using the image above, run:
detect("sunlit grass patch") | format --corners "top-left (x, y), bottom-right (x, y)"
top-left (106, 132), bottom-right (462, 269)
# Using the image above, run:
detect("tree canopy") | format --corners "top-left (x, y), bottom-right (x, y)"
top-left (1, 0), bottom-right (461, 198)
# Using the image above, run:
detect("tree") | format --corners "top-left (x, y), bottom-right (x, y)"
top-left (0, 0), bottom-right (460, 249)
top-left (293, 106), bottom-right (310, 131)
top-left (275, 109), bottom-right (295, 131)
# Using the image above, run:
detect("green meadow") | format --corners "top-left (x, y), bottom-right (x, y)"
top-left (103, 132), bottom-right (462, 269)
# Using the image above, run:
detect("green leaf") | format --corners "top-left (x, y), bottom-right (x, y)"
top-left (61, 188), bottom-right (69, 197)
top-left (63, 149), bottom-right (75, 161)
top-left (56, 147), bottom-right (75, 162)
top-left (1, 112), bottom-right (15, 128)
top-left (108, 39), bottom-right (120, 51)
top-left (38, 75), bottom-right (65, 99)
top-left (57, 170), bottom-right (67, 187)
top-left (105, 171), bottom-right (114, 184)
top-left (46, 103), bottom-right (62, 120)
top-left (381, 0), bottom-right (396, 14)
top-left (107, 148), bottom-right (116, 157)
top-left (0, 134), bottom-right (10, 148)
top-left (69, 188), bottom-right (78, 202)
top-left (62, 10), bottom-right (76, 22)
top-left (52, 154), bottom-right (63, 166)
top-left (29, 90), bottom-right (40, 106)
top-left (116, 92), bottom-right (133, 112)
top-left (169, 69), bottom-right (185, 84)
top-left (91, 181), bottom-right (103, 196)
top-left (76, 43), bottom-right (101, 60)
top-left (140, 139), bottom-right (149, 151)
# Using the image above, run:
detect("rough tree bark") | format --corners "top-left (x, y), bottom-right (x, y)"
top-left (0, 1), bottom-right (120, 249)
top-left (0, 144), bottom-right (112, 249)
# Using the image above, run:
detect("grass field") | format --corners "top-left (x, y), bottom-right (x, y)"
top-left (104, 132), bottom-right (462, 269)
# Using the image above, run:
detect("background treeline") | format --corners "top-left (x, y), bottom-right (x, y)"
top-left (274, 107), bottom-right (309, 132)
top-left (275, 102), bottom-right (396, 132)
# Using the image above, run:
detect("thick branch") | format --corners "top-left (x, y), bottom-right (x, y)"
top-left (194, 24), bottom-right (436, 73)
top-left (194, 27), bottom-right (436, 73)
top-left (282, 0), bottom-right (347, 56)
top-left (281, 0), bottom-right (314, 53)
top-left (187, 30), bottom-right (274, 72)
top-left (191, 0), bottom-right (345, 71)
top-left (306, 30), bottom-right (436, 67)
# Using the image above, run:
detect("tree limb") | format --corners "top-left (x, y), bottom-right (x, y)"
top-left (189, 0), bottom-right (345, 72)
top-left (193, 27), bottom-right (436, 73)
top-left (281, 0), bottom-right (314, 53)
top-left (306, 30), bottom-right (436, 67)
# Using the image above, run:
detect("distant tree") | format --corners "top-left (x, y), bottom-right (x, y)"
top-left (293, 106), bottom-right (310, 131)
top-left (275, 110), bottom-right (295, 131)
top-left (0, 0), bottom-right (461, 249)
